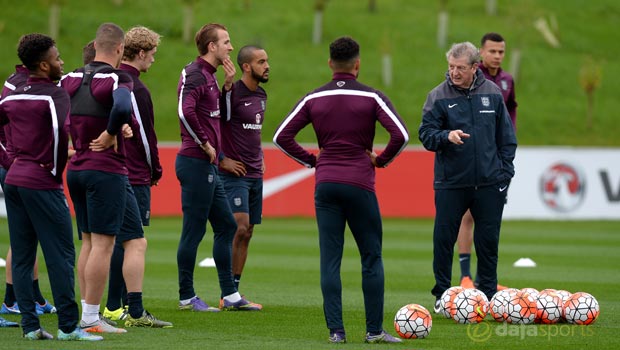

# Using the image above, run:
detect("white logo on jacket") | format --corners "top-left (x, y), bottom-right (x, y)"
top-left (481, 97), bottom-right (490, 107)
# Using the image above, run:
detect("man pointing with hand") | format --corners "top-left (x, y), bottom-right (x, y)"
top-left (418, 42), bottom-right (516, 310)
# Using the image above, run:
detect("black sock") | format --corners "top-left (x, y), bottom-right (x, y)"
top-left (121, 284), bottom-right (128, 307)
top-left (4, 283), bottom-right (16, 305)
top-left (459, 253), bottom-right (471, 278)
top-left (32, 279), bottom-right (46, 304)
top-left (106, 243), bottom-right (126, 310)
top-left (234, 274), bottom-right (241, 290)
top-left (127, 292), bottom-right (144, 319)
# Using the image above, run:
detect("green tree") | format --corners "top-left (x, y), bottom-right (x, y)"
top-left (579, 57), bottom-right (602, 129)
top-left (181, 0), bottom-right (197, 43)
top-left (313, 0), bottom-right (328, 45)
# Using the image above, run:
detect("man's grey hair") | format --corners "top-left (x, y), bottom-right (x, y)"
top-left (446, 42), bottom-right (480, 65)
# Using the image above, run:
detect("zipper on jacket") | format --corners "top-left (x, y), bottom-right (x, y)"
top-left (467, 92), bottom-right (479, 188)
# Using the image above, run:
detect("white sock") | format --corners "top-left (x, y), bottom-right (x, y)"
top-left (81, 299), bottom-right (86, 311)
top-left (82, 303), bottom-right (100, 324)
top-left (179, 295), bottom-right (197, 305)
top-left (223, 292), bottom-right (241, 303)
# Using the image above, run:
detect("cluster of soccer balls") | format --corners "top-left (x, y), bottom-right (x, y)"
top-left (393, 287), bottom-right (599, 340)
top-left (439, 286), bottom-right (600, 325)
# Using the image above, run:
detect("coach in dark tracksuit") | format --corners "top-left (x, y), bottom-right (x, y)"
top-left (274, 37), bottom-right (408, 344)
top-left (418, 42), bottom-right (517, 305)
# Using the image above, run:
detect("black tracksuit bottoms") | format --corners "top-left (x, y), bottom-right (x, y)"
top-left (315, 182), bottom-right (385, 333)
top-left (431, 182), bottom-right (508, 301)
top-left (5, 185), bottom-right (79, 334)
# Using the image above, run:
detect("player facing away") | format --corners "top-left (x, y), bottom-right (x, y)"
top-left (0, 64), bottom-right (55, 325)
top-left (176, 23), bottom-right (260, 312)
top-left (456, 32), bottom-right (517, 290)
top-left (218, 45), bottom-right (269, 304)
top-left (273, 36), bottom-right (408, 344)
top-left (0, 33), bottom-right (101, 341)
top-left (60, 22), bottom-right (171, 332)
top-left (103, 25), bottom-right (164, 323)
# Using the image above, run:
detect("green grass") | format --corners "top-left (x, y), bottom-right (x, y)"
top-left (0, 0), bottom-right (618, 145)
top-left (0, 217), bottom-right (619, 349)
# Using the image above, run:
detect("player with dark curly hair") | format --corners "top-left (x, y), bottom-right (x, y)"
top-left (0, 33), bottom-right (101, 341)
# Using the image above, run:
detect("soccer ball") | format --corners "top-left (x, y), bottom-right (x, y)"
top-left (393, 304), bottom-right (432, 339)
top-left (452, 289), bottom-right (489, 324)
top-left (555, 289), bottom-right (572, 304)
top-left (563, 292), bottom-right (599, 325)
top-left (520, 287), bottom-right (539, 301)
top-left (439, 286), bottom-right (463, 319)
top-left (506, 290), bottom-right (537, 324)
top-left (539, 288), bottom-right (558, 295)
top-left (554, 290), bottom-right (572, 319)
top-left (489, 288), bottom-right (517, 322)
top-left (535, 291), bottom-right (563, 324)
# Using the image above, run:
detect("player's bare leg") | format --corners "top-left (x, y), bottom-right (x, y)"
top-left (5, 249), bottom-right (12, 284)
top-left (232, 212), bottom-right (253, 289)
top-left (121, 238), bottom-right (146, 295)
top-left (82, 233), bottom-right (115, 320)
top-left (77, 233), bottom-right (92, 304)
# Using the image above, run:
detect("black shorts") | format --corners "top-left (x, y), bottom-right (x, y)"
top-left (220, 174), bottom-right (263, 225)
top-left (67, 170), bottom-right (143, 241)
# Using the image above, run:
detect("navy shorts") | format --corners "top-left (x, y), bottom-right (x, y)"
top-left (67, 170), bottom-right (143, 242)
top-left (67, 170), bottom-right (126, 235)
top-left (119, 182), bottom-right (145, 242)
top-left (220, 174), bottom-right (263, 225)
top-left (131, 184), bottom-right (151, 226)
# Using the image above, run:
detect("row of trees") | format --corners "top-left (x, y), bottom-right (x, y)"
top-left (39, 0), bottom-right (601, 128)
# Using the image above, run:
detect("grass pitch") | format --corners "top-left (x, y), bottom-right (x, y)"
top-left (0, 217), bottom-right (619, 349)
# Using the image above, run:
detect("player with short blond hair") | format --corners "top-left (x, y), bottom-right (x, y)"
top-left (103, 25), bottom-right (165, 323)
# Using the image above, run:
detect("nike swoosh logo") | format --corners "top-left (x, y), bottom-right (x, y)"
top-left (448, 104), bottom-right (458, 108)
top-left (244, 102), bottom-right (252, 106)
top-left (263, 168), bottom-right (315, 199)
top-left (499, 185), bottom-right (508, 192)
top-left (475, 305), bottom-right (484, 316)
top-left (459, 257), bottom-right (468, 262)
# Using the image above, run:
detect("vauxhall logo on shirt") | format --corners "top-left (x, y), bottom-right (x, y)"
top-left (242, 99), bottom-right (265, 130)
top-left (243, 113), bottom-right (263, 130)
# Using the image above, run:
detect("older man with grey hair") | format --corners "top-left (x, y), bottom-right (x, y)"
top-left (418, 42), bottom-right (517, 312)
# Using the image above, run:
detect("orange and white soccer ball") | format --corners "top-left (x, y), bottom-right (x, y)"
top-left (394, 304), bottom-right (432, 339)
top-left (452, 289), bottom-right (488, 324)
top-left (554, 289), bottom-right (572, 318)
top-left (563, 292), bottom-right (599, 325)
top-left (506, 290), bottom-right (537, 324)
top-left (439, 286), bottom-right (463, 319)
top-left (539, 288), bottom-right (558, 295)
top-left (535, 290), bottom-right (563, 324)
top-left (489, 288), bottom-right (517, 322)
top-left (520, 287), bottom-right (540, 301)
